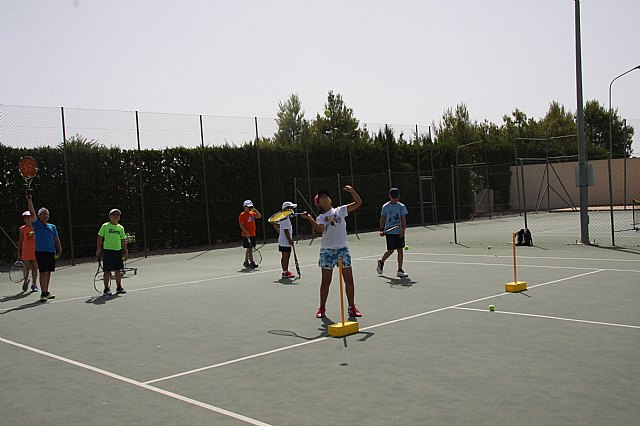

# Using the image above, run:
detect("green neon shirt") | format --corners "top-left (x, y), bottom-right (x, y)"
top-left (98, 222), bottom-right (126, 250)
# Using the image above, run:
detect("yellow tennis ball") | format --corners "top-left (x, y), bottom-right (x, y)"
top-left (404, 246), bottom-right (409, 250)
top-left (489, 305), bottom-right (495, 312)
top-left (324, 109), bottom-right (331, 117)
top-left (54, 255), bottom-right (60, 260)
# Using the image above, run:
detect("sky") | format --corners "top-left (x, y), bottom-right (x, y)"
top-left (1, 0), bottom-right (639, 153)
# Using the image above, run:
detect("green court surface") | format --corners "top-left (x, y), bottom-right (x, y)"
top-left (1, 234), bottom-right (639, 425)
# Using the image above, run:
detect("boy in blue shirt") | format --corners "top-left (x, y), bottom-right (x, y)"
top-left (377, 188), bottom-right (409, 278)
top-left (26, 194), bottom-right (62, 302)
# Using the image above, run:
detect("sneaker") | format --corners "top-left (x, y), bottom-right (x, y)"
top-left (282, 271), bottom-right (295, 279)
top-left (249, 262), bottom-right (258, 269)
top-left (39, 292), bottom-right (48, 302)
top-left (31, 284), bottom-right (38, 293)
top-left (376, 260), bottom-right (384, 275)
top-left (46, 293), bottom-right (55, 300)
top-left (243, 261), bottom-right (250, 268)
top-left (103, 288), bottom-right (113, 297)
top-left (116, 287), bottom-right (127, 294)
top-left (348, 305), bottom-right (362, 317)
top-left (316, 308), bottom-right (326, 319)
top-left (397, 269), bottom-right (409, 278)
top-left (22, 281), bottom-right (28, 292)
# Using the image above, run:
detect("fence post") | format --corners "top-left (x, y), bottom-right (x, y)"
top-left (451, 165), bottom-right (457, 244)
top-left (294, 177), bottom-right (299, 242)
top-left (514, 138), bottom-right (522, 215)
top-left (429, 126), bottom-right (437, 224)
top-left (135, 111), bottom-right (149, 257)
top-left (385, 124), bottom-right (392, 187)
top-left (348, 137), bottom-right (359, 238)
top-left (520, 159), bottom-right (528, 230)
top-left (416, 124), bottom-right (424, 227)
top-left (623, 119), bottom-right (627, 210)
top-left (254, 117), bottom-right (267, 244)
top-left (199, 115), bottom-right (212, 247)
top-left (60, 107), bottom-right (75, 265)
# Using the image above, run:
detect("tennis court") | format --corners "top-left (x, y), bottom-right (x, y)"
top-left (1, 226), bottom-right (639, 425)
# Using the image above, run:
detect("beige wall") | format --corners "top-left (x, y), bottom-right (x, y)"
top-left (510, 157), bottom-right (640, 210)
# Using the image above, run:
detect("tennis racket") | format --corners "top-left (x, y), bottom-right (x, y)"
top-left (18, 156), bottom-right (38, 194)
top-left (292, 243), bottom-right (301, 278)
top-left (252, 245), bottom-right (263, 265)
top-left (381, 225), bottom-right (400, 235)
top-left (267, 210), bottom-right (302, 223)
top-left (93, 258), bottom-right (107, 293)
top-left (9, 260), bottom-right (26, 284)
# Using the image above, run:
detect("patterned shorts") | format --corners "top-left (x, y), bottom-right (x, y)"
top-left (318, 247), bottom-right (352, 269)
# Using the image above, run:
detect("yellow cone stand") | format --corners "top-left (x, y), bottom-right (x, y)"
top-left (328, 257), bottom-right (359, 337)
top-left (505, 232), bottom-right (527, 292)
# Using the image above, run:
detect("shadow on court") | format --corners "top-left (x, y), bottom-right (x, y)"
top-left (85, 294), bottom-right (122, 305)
top-left (0, 291), bottom-right (33, 303)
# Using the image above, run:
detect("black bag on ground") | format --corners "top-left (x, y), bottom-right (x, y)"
top-left (516, 228), bottom-right (533, 246)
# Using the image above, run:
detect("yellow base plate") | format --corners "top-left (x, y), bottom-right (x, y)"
top-left (505, 281), bottom-right (527, 292)
top-left (328, 321), bottom-right (359, 337)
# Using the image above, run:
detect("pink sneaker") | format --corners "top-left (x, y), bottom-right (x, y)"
top-left (316, 308), bottom-right (326, 318)
top-left (348, 305), bottom-right (362, 317)
top-left (281, 271), bottom-right (295, 279)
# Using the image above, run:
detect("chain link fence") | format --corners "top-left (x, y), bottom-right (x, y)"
top-left (1, 104), bottom-right (638, 265)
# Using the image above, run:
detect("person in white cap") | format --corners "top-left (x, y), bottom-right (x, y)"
top-left (96, 208), bottom-right (129, 296)
top-left (239, 200), bottom-right (262, 268)
top-left (17, 210), bottom-right (38, 292)
top-left (272, 201), bottom-right (297, 279)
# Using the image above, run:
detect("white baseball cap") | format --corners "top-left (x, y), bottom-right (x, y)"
top-left (243, 200), bottom-right (254, 207)
top-left (21, 211), bottom-right (31, 217)
top-left (37, 208), bottom-right (49, 216)
top-left (109, 208), bottom-right (121, 216)
top-left (282, 201), bottom-right (297, 210)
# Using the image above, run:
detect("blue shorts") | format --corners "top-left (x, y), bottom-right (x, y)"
top-left (319, 247), bottom-right (352, 269)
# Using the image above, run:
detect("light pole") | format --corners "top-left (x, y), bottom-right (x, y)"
top-left (607, 65), bottom-right (640, 246)
top-left (574, 0), bottom-right (589, 245)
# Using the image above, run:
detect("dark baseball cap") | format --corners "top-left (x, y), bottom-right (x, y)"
top-left (389, 188), bottom-right (400, 199)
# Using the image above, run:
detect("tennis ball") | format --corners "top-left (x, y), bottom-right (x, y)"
top-left (489, 305), bottom-right (495, 312)
top-left (404, 246), bottom-right (409, 250)
top-left (324, 109), bottom-right (331, 117)
top-left (54, 255), bottom-right (60, 260)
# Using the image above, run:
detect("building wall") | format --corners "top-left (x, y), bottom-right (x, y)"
top-left (509, 157), bottom-right (640, 211)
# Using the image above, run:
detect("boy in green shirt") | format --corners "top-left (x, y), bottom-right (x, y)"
top-left (96, 209), bottom-right (129, 296)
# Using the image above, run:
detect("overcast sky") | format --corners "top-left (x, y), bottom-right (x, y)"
top-left (1, 0), bottom-right (638, 152)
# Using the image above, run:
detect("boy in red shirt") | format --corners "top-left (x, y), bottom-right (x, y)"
top-left (238, 200), bottom-right (262, 268)
top-left (17, 210), bottom-right (38, 292)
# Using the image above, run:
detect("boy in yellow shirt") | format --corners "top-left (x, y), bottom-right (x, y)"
top-left (96, 209), bottom-right (129, 296)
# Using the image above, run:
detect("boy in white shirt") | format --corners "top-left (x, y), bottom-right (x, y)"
top-left (301, 186), bottom-right (363, 319)
top-left (272, 201), bottom-right (296, 279)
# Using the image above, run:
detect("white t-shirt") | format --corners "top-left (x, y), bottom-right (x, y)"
top-left (316, 205), bottom-right (349, 249)
top-left (278, 218), bottom-right (293, 247)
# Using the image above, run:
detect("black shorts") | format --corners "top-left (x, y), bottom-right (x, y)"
top-left (35, 251), bottom-right (56, 273)
top-left (279, 245), bottom-right (292, 253)
top-left (385, 234), bottom-right (405, 250)
top-left (242, 236), bottom-right (257, 249)
top-left (103, 249), bottom-right (124, 272)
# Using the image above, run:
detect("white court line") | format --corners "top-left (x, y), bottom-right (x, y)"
top-left (144, 337), bottom-right (328, 384)
top-left (0, 336), bottom-right (271, 426)
top-left (452, 307), bottom-right (640, 330)
top-left (403, 252), bottom-right (640, 263)
top-left (1, 254), bottom-right (383, 313)
top-left (362, 258), bottom-right (640, 274)
top-left (144, 269), bottom-right (602, 385)
top-left (0, 264), bottom-right (311, 313)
